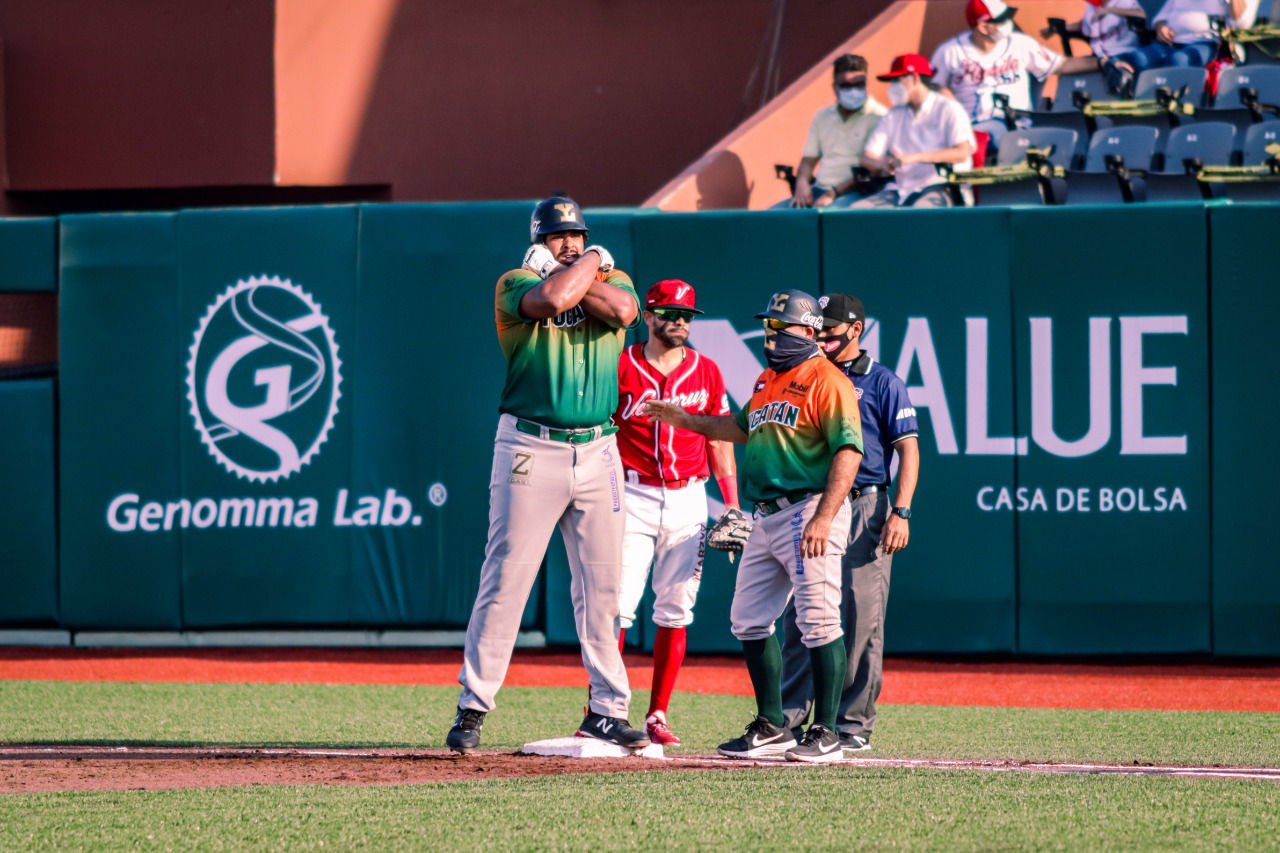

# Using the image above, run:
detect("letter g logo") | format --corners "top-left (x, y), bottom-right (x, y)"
top-left (186, 276), bottom-right (342, 482)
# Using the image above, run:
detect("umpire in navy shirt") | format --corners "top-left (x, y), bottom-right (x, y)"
top-left (778, 293), bottom-right (920, 752)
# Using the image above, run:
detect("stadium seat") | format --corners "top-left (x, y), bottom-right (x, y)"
top-left (1064, 125), bottom-right (1160, 204)
top-left (997, 128), bottom-right (1079, 168)
top-left (1239, 118), bottom-right (1280, 163)
top-left (1134, 67), bottom-right (1207, 104)
top-left (1200, 66), bottom-right (1280, 133)
top-left (1216, 119), bottom-right (1280, 199)
top-left (1051, 71), bottom-right (1115, 111)
top-left (1145, 122), bottom-right (1236, 201)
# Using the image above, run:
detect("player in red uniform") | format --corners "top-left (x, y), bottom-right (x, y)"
top-left (612, 280), bottom-right (740, 746)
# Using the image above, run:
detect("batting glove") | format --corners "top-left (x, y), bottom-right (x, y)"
top-left (583, 245), bottom-right (614, 273)
top-left (523, 244), bottom-right (558, 279)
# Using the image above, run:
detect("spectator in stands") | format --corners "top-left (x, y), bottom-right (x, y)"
top-left (1041, 0), bottom-right (1145, 63)
top-left (1108, 0), bottom-right (1258, 76)
top-left (930, 0), bottom-right (1101, 156)
top-left (853, 54), bottom-right (977, 208)
top-left (779, 54), bottom-right (888, 209)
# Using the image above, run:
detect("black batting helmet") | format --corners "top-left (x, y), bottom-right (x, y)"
top-left (754, 289), bottom-right (830, 330)
top-left (530, 197), bottom-right (589, 243)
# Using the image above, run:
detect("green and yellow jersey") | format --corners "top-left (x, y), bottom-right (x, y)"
top-left (734, 355), bottom-right (864, 505)
top-left (494, 267), bottom-right (641, 429)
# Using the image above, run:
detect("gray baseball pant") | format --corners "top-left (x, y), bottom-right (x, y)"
top-left (730, 494), bottom-right (852, 647)
top-left (780, 490), bottom-right (893, 738)
top-left (458, 413), bottom-right (632, 718)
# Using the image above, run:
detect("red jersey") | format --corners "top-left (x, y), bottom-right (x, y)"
top-left (613, 343), bottom-right (730, 483)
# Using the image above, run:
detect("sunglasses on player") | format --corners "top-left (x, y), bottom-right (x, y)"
top-left (762, 317), bottom-right (795, 330)
top-left (652, 308), bottom-right (695, 323)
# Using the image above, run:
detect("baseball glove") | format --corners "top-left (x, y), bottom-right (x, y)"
top-left (707, 507), bottom-right (753, 562)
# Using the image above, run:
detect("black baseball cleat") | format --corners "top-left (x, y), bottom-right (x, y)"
top-left (446, 706), bottom-right (486, 754)
top-left (785, 723), bottom-right (843, 763)
top-left (576, 711), bottom-right (652, 749)
top-left (840, 732), bottom-right (872, 752)
top-left (717, 716), bottom-right (797, 759)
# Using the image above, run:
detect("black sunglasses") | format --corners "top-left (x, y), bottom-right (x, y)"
top-left (652, 308), bottom-right (695, 323)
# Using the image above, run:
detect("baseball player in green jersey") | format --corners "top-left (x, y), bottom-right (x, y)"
top-left (447, 196), bottom-right (651, 754)
top-left (643, 289), bottom-right (864, 763)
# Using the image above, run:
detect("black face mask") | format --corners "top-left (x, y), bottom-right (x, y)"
top-left (764, 328), bottom-right (821, 372)
top-left (818, 327), bottom-right (858, 360)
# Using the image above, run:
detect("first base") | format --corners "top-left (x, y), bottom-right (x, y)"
top-left (521, 736), bottom-right (665, 760)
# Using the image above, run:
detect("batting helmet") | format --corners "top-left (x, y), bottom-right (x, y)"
top-left (530, 197), bottom-right (590, 243)
top-left (754, 289), bottom-right (830, 330)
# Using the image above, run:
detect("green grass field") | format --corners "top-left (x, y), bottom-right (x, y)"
top-left (2, 681), bottom-right (1278, 850)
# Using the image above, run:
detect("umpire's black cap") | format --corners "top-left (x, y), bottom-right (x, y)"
top-left (819, 293), bottom-right (866, 328)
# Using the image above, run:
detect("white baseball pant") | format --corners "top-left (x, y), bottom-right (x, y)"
top-left (617, 478), bottom-right (707, 631)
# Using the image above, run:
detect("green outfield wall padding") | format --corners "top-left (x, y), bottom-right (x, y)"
top-left (822, 207), bottom-right (1018, 653)
top-left (0, 218), bottom-right (57, 292)
top-left (59, 213), bottom-right (183, 629)
top-left (176, 206), bottom-right (360, 627)
top-left (1011, 205), bottom-right (1210, 654)
top-left (1209, 203), bottom-right (1280, 657)
top-left (43, 201), bottom-right (1264, 655)
top-left (0, 380), bottom-right (57, 621)
top-left (353, 202), bottom-right (541, 629)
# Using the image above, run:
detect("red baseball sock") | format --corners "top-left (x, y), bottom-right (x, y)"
top-left (648, 626), bottom-right (687, 717)
top-left (618, 628), bottom-right (626, 653)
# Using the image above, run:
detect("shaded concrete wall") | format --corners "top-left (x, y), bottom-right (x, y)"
top-left (0, 0), bottom-right (894, 211)
top-left (0, 0), bottom-right (276, 193)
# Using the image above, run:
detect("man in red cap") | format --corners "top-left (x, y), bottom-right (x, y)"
top-left (852, 55), bottom-right (976, 208)
top-left (929, 0), bottom-right (1098, 157)
top-left (611, 279), bottom-right (741, 746)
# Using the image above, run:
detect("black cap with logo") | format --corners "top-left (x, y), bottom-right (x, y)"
top-left (818, 293), bottom-right (866, 327)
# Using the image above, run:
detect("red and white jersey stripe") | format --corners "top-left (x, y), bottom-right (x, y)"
top-left (613, 343), bottom-right (730, 482)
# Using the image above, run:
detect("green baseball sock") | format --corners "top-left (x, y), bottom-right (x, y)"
top-left (809, 638), bottom-right (847, 731)
top-left (741, 637), bottom-right (785, 727)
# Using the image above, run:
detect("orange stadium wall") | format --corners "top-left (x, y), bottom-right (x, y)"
top-left (0, 0), bottom-right (901, 212)
top-left (648, 0), bottom-right (1088, 211)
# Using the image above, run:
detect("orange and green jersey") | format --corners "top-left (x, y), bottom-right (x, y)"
top-left (495, 267), bottom-right (641, 429)
top-left (733, 355), bottom-right (864, 505)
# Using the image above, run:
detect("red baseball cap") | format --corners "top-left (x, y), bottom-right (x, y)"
top-left (645, 279), bottom-right (703, 314)
top-left (966, 0), bottom-right (1017, 27)
top-left (876, 54), bottom-right (936, 81)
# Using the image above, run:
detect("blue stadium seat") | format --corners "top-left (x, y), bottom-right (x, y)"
top-left (1239, 118), bottom-right (1280, 164)
top-left (1145, 122), bottom-right (1235, 201)
top-left (996, 128), bottom-right (1079, 168)
top-left (1064, 126), bottom-right (1160, 204)
top-left (1200, 66), bottom-right (1280, 133)
top-left (1134, 67), bottom-right (1207, 104)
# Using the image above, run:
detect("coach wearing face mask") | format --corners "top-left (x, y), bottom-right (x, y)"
top-left (852, 55), bottom-right (976, 209)
top-left (929, 0), bottom-right (1097, 156)
top-left (781, 54), bottom-right (887, 209)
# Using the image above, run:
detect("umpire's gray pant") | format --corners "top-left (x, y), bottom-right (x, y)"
top-left (779, 490), bottom-right (893, 738)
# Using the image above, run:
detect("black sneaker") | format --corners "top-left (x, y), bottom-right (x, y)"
top-left (446, 706), bottom-right (486, 754)
top-left (717, 716), bottom-right (797, 759)
top-left (576, 711), bottom-right (652, 749)
top-left (785, 723), bottom-right (843, 763)
top-left (840, 732), bottom-right (872, 752)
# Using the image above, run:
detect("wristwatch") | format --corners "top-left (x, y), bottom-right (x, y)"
top-left (891, 506), bottom-right (912, 520)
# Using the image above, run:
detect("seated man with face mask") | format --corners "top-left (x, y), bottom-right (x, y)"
top-left (852, 54), bottom-right (976, 209)
top-left (930, 0), bottom-right (1098, 156)
top-left (776, 54), bottom-right (888, 209)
